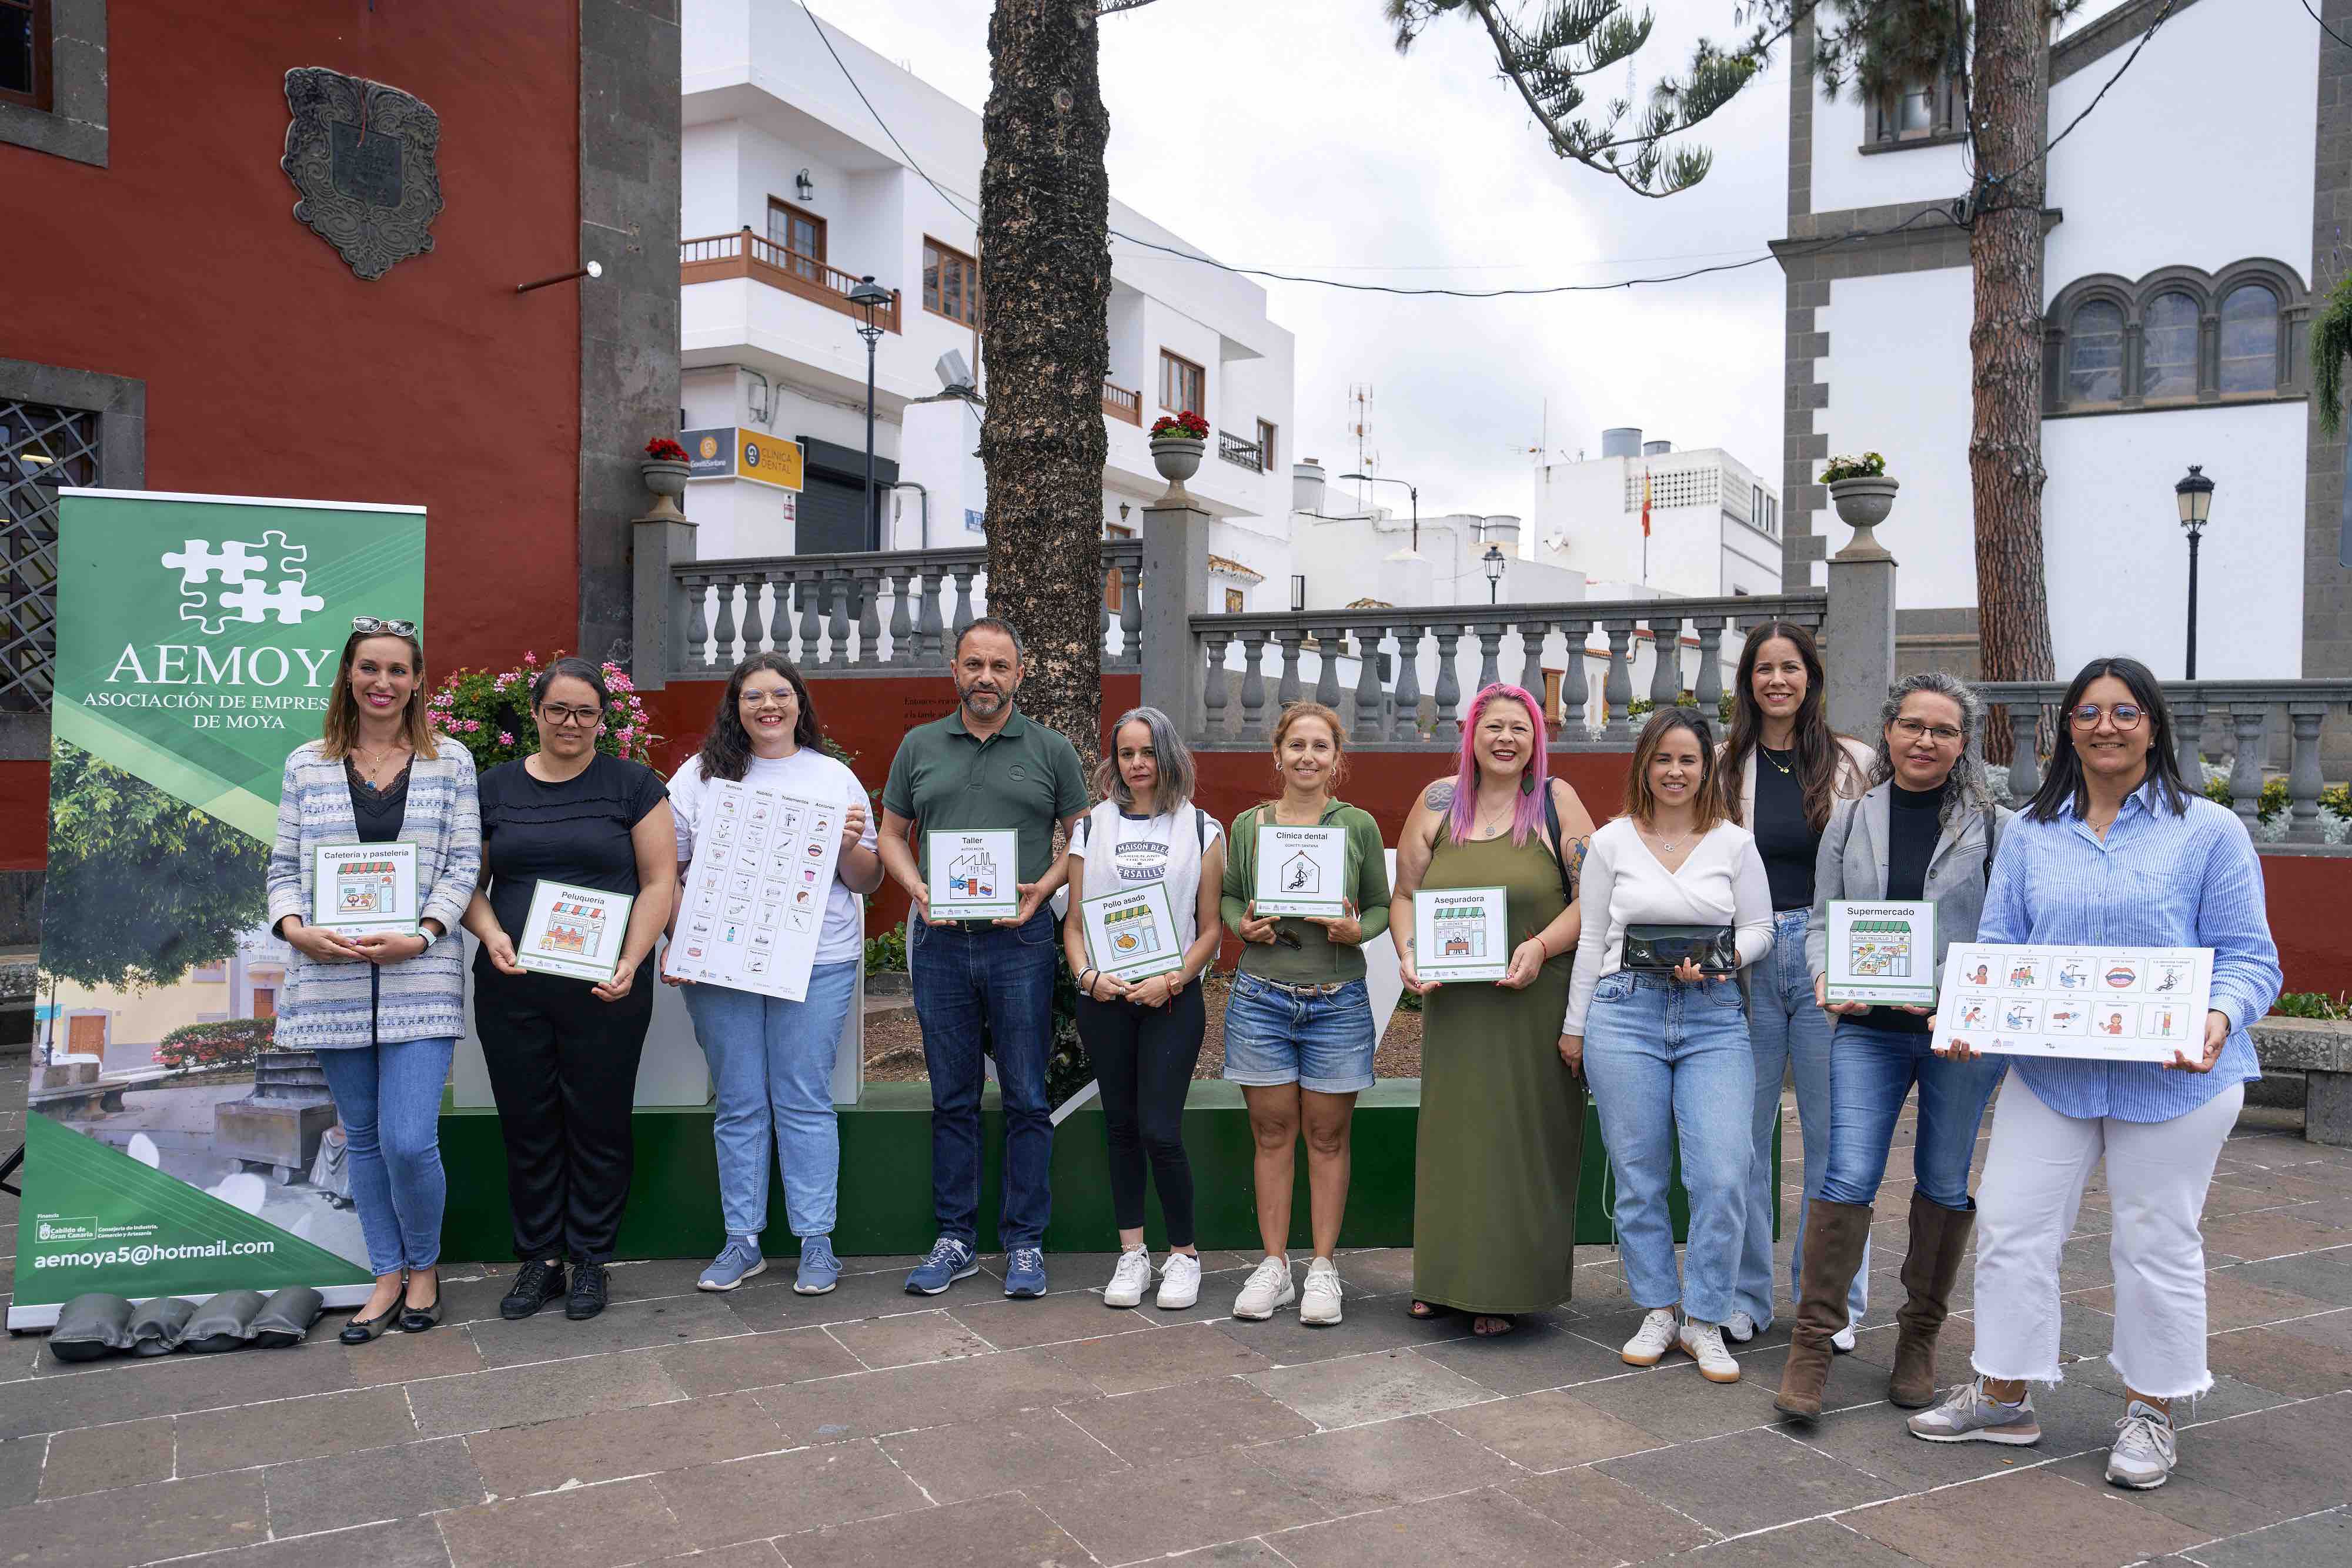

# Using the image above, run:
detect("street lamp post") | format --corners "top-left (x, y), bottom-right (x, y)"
top-left (848, 275), bottom-right (894, 550)
top-left (1482, 540), bottom-right (1508, 603)
top-left (2176, 464), bottom-right (2215, 680)
top-left (1338, 472), bottom-right (1418, 553)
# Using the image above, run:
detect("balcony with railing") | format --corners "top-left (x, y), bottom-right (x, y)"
top-left (1101, 379), bottom-right (1142, 426)
top-left (1217, 430), bottom-right (1264, 473)
top-left (680, 230), bottom-right (902, 333)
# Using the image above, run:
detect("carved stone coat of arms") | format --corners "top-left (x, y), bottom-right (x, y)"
top-left (280, 68), bottom-right (445, 280)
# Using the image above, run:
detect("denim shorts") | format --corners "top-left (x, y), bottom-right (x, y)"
top-left (1221, 973), bottom-right (1377, 1094)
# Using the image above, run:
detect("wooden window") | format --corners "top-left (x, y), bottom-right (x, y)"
top-left (1255, 419), bottom-right (1277, 472)
top-left (1159, 350), bottom-right (1204, 415)
top-left (767, 199), bottom-right (826, 283)
top-left (924, 238), bottom-right (981, 326)
top-left (0, 0), bottom-right (48, 112)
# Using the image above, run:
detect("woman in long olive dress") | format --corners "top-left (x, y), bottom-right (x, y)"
top-left (1391, 683), bottom-right (1595, 1335)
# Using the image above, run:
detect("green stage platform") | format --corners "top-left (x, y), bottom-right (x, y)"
top-left (437, 1078), bottom-right (1776, 1262)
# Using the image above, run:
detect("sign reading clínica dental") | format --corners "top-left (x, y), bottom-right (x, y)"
top-left (1081, 882), bottom-right (1182, 982)
top-left (926, 829), bottom-right (1020, 918)
top-left (310, 842), bottom-right (419, 939)
top-left (519, 880), bottom-right (636, 984)
top-left (1826, 900), bottom-right (1937, 1007)
top-left (1932, 943), bottom-right (2213, 1064)
top-left (679, 425), bottom-right (804, 491)
top-left (15, 489), bottom-right (426, 1330)
top-left (1415, 886), bottom-right (1511, 982)
top-left (1254, 824), bottom-right (1346, 917)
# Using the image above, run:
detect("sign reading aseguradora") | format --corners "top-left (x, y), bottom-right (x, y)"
top-left (12, 490), bottom-right (426, 1329)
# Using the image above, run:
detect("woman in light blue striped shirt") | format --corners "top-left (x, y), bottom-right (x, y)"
top-left (1905, 658), bottom-right (2281, 1495)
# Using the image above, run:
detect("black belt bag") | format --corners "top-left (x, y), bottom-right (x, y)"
top-left (1622, 924), bottom-right (1737, 973)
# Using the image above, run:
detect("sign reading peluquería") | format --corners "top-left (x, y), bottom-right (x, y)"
top-left (12, 490), bottom-right (427, 1329)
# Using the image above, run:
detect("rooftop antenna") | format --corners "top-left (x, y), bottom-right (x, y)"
top-left (1347, 383), bottom-right (1374, 509)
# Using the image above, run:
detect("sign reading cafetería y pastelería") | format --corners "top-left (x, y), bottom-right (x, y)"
top-left (12, 489), bottom-right (425, 1329)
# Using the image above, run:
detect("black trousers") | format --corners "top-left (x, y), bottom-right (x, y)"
top-left (1075, 984), bottom-right (1206, 1246)
top-left (475, 964), bottom-right (653, 1263)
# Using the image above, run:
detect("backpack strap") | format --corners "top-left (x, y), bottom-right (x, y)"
top-left (1542, 781), bottom-right (1578, 907)
top-left (1196, 804), bottom-right (1207, 851)
top-left (1981, 808), bottom-right (1999, 884)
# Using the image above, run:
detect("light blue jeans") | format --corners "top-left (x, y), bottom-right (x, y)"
top-left (1582, 970), bottom-right (1754, 1326)
top-left (683, 959), bottom-right (860, 1241)
top-left (1733, 909), bottom-right (1868, 1330)
top-left (316, 1035), bottom-right (457, 1276)
top-left (1820, 1021), bottom-right (2005, 1211)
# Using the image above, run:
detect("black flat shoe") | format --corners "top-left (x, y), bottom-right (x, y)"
top-left (566, 1261), bottom-right (609, 1321)
top-left (500, 1259), bottom-right (567, 1320)
top-left (399, 1282), bottom-right (443, 1333)
top-left (340, 1298), bottom-right (403, 1345)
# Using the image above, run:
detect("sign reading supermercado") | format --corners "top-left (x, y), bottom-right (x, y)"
top-left (12, 490), bottom-right (426, 1329)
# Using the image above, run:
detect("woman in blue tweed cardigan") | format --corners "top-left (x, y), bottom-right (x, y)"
top-left (267, 621), bottom-right (480, 1342)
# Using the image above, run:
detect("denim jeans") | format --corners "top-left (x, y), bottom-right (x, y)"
top-left (683, 959), bottom-right (861, 1240)
top-left (1221, 974), bottom-right (1377, 1094)
top-left (1819, 1021), bottom-right (2006, 1211)
top-left (909, 911), bottom-right (1059, 1249)
top-left (1582, 970), bottom-right (1753, 1325)
top-left (316, 1036), bottom-right (457, 1276)
top-left (1732, 908), bottom-right (1866, 1330)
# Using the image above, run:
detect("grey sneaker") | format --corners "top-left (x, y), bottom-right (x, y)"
top-left (2105, 1400), bottom-right (2176, 1489)
top-left (1907, 1377), bottom-right (2043, 1445)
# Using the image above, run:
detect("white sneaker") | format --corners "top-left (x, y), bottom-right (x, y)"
top-left (1157, 1252), bottom-right (1202, 1310)
top-left (1678, 1319), bottom-right (1742, 1383)
top-left (1102, 1246), bottom-right (1152, 1309)
top-left (1232, 1255), bottom-right (1296, 1320)
top-left (1299, 1257), bottom-right (1344, 1325)
top-left (1722, 1309), bottom-right (1757, 1343)
top-left (2105, 1400), bottom-right (2177, 1489)
top-left (1621, 1307), bottom-right (1678, 1366)
top-left (1832, 1321), bottom-right (1858, 1353)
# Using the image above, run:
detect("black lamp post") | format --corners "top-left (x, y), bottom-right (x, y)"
top-left (2176, 464), bottom-right (2215, 680)
top-left (1482, 540), bottom-right (1508, 603)
top-left (848, 275), bottom-right (894, 549)
top-left (1338, 471), bottom-right (1418, 552)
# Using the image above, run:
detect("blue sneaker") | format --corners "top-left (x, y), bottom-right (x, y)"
top-left (1003, 1246), bottom-right (1048, 1299)
top-left (697, 1236), bottom-right (767, 1292)
top-left (905, 1237), bottom-right (978, 1296)
top-left (794, 1235), bottom-right (843, 1296)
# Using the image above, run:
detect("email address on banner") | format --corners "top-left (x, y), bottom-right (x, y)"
top-left (33, 1240), bottom-right (277, 1270)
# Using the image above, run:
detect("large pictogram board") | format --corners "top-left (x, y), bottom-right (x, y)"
top-left (663, 778), bottom-right (847, 1001)
top-left (1932, 943), bottom-right (2213, 1064)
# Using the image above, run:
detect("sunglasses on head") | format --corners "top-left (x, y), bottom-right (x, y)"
top-left (352, 616), bottom-right (417, 637)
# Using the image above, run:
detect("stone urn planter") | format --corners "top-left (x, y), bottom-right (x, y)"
top-left (1149, 434), bottom-right (1204, 493)
top-left (637, 457), bottom-right (690, 523)
top-left (1827, 474), bottom-right (1898, 557)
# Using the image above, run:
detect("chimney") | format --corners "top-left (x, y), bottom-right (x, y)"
top-left (1642, 439), bottom-right (1672, 457)
top-left (1600, 427), bottom-right (1643, 459)
top-left (1292, 459), bottom-right (1327, 514)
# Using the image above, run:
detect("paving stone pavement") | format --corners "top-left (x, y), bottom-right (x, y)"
top-left (2, 1052), bottom-right (2347, 1567)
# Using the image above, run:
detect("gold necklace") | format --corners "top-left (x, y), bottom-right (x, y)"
top-left (352, 740), bottom-right (409, 788)
top-left (1760, 743), bottom-right (1795, 776)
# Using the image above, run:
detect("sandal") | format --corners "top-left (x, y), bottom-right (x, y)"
top-left (1409, 1300), bottom-right (1452, 1320)
top-left (1472, 1315), bottom-right (1518, 1337)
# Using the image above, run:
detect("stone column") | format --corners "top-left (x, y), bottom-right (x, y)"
top-left (1820, 506), bottom-right (1899, 740)
top-left (1141, 493), bottom-right (1213, 734)
top-left (631, 510), bottom-right (698, 691)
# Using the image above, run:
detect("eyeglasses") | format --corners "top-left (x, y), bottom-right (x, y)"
top-left (352, 616), bottom-right (417, 637)
top-left (741, 689), bottom-right (795, 708)
top-left (1889, 717), bottom-right (1964, 744)
top-left (2069, 702), bottom-right (2146, 731)
top-left (539, 704), bottom-right (603, 728)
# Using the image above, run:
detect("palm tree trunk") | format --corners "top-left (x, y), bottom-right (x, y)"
top-left (1967, 0), bottom-right (2059, 761)
top-left (978, 0), bottom-right (1112, 781)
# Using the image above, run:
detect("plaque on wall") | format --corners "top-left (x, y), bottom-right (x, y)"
top-left (281, 68), bottom-right (446, 281)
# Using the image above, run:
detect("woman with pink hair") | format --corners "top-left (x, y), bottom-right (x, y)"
top-left (1391, 684), bottom-right (1596, 1336)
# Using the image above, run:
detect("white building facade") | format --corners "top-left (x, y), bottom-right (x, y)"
top-left (1531, 429), bottom-right (1783, 600)
top-left (677, 1), bottom-right (1297, 603)
top-left (1776, 0), bottom-right (2340, 680)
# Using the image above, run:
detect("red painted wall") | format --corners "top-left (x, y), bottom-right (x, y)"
top-left (5, 4), bottom-right (584, 854)
top-left (2259, 852), bottom-right (2352, 998)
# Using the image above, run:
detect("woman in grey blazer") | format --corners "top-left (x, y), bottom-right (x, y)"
top-left (1775, 671), bottom-right (2010, 1419)
top-left (266, 620), bottom-right (480, 1343)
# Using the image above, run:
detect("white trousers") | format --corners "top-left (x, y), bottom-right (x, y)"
top-left (1970, 1073), bottom-right (2243, 1399)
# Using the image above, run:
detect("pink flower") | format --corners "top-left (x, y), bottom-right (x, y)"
top-left (523, 651), bottom-right (539, 664)
top-left (464, 719), bottom-right (483, 732)
top-left (498, 731), bottom-right (515, 745)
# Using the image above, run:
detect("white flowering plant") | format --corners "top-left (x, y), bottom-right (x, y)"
top-left (425, 652), bottom-right (660, 771)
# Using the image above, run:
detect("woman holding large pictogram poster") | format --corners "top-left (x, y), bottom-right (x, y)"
top-left (266, 618), bottom-right (481, 1344)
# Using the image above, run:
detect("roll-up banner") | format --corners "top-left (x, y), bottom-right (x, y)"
top-left (12, 490), bottom-right (426, 1329)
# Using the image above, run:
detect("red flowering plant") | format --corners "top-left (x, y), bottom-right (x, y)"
top-left (158, 1017), bottom-right (274, 1074)
top-left (1148, 410), bottom-right (1210, 441)
top-left (644, 437), bottom-right (690, 463)
top-left (426, 652), bottom-right (661, 773)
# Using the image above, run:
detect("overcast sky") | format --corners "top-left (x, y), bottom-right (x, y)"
top-left (800, 1), bottom-right (2126, 521)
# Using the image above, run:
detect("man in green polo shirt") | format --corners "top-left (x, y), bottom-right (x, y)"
top-left (879, 618), bottom-right (1087, 1300)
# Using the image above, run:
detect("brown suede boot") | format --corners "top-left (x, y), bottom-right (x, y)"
top-left (1773, 1198), bottom-right (1874, 1421)
top-left (1889, 1190), bottom-right (1976, 1409)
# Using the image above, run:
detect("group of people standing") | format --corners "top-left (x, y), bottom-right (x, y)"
top-left (266, 610), bottom-right (2279, 1496)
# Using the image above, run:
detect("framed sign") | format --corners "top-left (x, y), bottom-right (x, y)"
top-left (310, 842), bottom-right (419, 938)
top-left (1080, 882), bottom-right (1182, 982)
top-left (1254, 824), bottom-right (1347, 917)
top-left (1415, 886), bottom-right (1510, 982)
top-left (1826, 900), bottom-right (1937, 1007)
top-left (517, 880), bottom-right (636, 984)
top-left (1934, 943), bottom-right (2212, 1064)
top-left (926, 828), bottom-right (1020, 919)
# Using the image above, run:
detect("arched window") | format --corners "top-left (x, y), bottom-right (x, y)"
top-left (2140, 291), bottom-right (2200, 399)
top-left (2066, 300), bottom-right (2124, 403)
top-left (2217, 283), bottom-right (2281, 395)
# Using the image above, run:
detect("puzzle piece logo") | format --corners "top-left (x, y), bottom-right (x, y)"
top-left (161, 531), bottom-right (324, 634)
